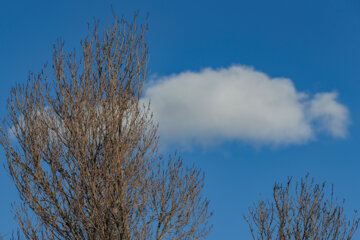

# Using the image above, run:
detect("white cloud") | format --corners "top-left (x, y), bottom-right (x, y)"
top-left (309, 92), bottom-right (349, 138)
top-left (143, 65), bottom-right (349, 146)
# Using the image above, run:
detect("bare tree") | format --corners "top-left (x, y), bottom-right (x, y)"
top-left (244, 175), bottom-right (358, 240)
top-left (0, 14), bottom-right (212, 240)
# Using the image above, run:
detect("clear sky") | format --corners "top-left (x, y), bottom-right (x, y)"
top-left (1, 0), bottom-right (360, 239)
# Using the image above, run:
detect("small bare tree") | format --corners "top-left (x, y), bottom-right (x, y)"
top-left (0, 14), bottom-right (212, 240)
top-left (244, 175), bottom-right (358, 240)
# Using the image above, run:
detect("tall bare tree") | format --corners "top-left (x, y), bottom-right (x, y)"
top-left (244, 175), bottom-right (358, 240)
top-left (0, 14), bottom-right (212, 240)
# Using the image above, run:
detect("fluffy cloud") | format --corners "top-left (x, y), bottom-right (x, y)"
top-left (143, 66), bottom-right (349, 146)
top-left (309, 93), bottom-right (349, 138)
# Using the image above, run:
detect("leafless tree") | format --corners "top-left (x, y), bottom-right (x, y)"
top-left (0, 13), bottom-right (212, 240)
top-left (244, 175), bottom-right (358, 240)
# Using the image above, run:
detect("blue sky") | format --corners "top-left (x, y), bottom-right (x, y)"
top-left (1, 0), bottom-right (360, 239)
